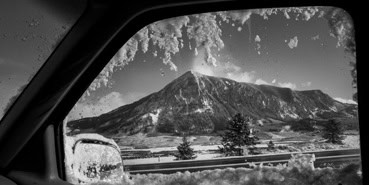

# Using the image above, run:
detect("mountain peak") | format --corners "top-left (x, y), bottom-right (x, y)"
top-left (177, 70), bottom-right (206, 82)
top-left (68, 70), bottom-right (358, 136)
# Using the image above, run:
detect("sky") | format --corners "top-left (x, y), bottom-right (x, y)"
top-left (66, 7), bottom-right (357, 120)
top-left (0, 5), bottom-right (357, 120)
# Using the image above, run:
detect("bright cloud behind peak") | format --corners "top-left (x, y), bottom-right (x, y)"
top-left (278, 82), bottom-right (297, 90)
top-left (191, 51), bottom-right (302, 90)
top-left (191, 48), bottom-right (256, 83)
top-left (301, 81), bottom-right (312, 87)
top-left (255, 78), bottom-right (270, 85)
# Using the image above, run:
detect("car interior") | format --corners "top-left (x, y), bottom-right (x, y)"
top-left (0, 0), bottom-right (367, 184)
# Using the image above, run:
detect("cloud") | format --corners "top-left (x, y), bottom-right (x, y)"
top-left (191, 48), bottom-right (258, 83)
top-left (191, 47), bottom-right (280, 85)
top-left (68, 92), bottom-right (146, 120)
top-left (191, 55), bottom-right (256, 83)
top-left (227, 71), bottom-right (256, 83)
top-left (334, 97), bottom-right (357, 105)
top-left (192, 65), bottom-right (215, 76)
top-left (191, 51), bottom-right (298, 88)
top-left (223, 62), bottom-right (241, 72)
top-left (192, 63), bottom-right (215, 76)
top-left (301, 81), bottom-right (312, 87)
top-left (288, 36), bottom-right (298, 49)
top-left (278, 82), bottom-right (297, 89)
top-left (255, 78), bottom-right (270, 85)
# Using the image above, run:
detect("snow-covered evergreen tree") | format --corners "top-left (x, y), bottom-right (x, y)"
top-left (175, 135), bottom-right (197, 160)
top-left (219, 113), bottom-right (259, 156)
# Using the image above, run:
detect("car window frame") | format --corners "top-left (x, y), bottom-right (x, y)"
top-left (58, 1), bottom-right (365, 182)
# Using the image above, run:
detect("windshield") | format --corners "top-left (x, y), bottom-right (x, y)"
top-left (64, 6), bottom-right (361, 185)
top-left (0, 0), bottom-right (86, 120)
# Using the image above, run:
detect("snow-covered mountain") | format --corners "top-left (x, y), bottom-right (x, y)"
top-left (67, 71), bottom-right (358, 136)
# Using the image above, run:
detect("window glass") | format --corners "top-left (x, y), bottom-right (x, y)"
top-left (64, 6), bottom-right (361, 185)
top-left (0, 0), bottom-right (86, 120)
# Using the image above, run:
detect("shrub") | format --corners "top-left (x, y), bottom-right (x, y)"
top-left (134, 145), bottom-right (150, 149)
top-left (157, 121), bottom-right (175, 133)
top-left (340, 118), bottom-right (359, 131)
top-left (267, 140), bottom-right (275, 151)
top-left (127, 156), bottom-right (362, 185)
top-left (268, 128), bottom-right (280, 132)
top-left (290, 119), bottom-right (315, 132)
top-left (287, 153), bottom-right (315, 172)
top-left (278, 145), bottom-right (288, 150)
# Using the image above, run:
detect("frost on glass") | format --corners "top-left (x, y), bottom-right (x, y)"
top-left (64, 133), bottom-right (125, 184)
top-left (0, 0), bottom-right (85, 120)
top-left (77, 7), bottom-right (355, 101)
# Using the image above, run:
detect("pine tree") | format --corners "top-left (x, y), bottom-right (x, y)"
top-left (219, 113), bottom-right (259, 156)
top-left (267, 140), bottom-right (275, 151)
top-left (175, 135), bottom-right (197, 160)
top-left (322, 119), bottom-right (344, 144)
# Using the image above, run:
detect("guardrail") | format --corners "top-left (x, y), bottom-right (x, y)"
top-left (124, 148), bottom-right (360, 174)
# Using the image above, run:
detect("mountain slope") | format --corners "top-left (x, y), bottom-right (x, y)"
top-left (67, 71), bottom-right (358, 137)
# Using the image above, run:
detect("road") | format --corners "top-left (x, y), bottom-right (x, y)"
top-left (124, 148), bottom-right (360, 174)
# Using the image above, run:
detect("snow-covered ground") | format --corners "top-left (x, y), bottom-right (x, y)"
top-left (122, 142), bottom-right (291, 153)
top-left (343, 135), bottom-right (361, 148)
top-left (124, 153), bottom-right (222, 165)
top-left (122, 135), bottom-right (361, 165)
top-left (144, 145), bottom-right (221, 153)
top-left (128, 144), bottom-right (274, 153)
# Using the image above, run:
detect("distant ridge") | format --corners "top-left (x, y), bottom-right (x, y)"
top-left (68, 71), bottom-right (358, 137)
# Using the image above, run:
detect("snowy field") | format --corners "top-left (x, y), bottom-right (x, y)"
top-left (123, 135), bottom-right (360, 165)
top-left (124, 153), bottom-right (222, 165)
